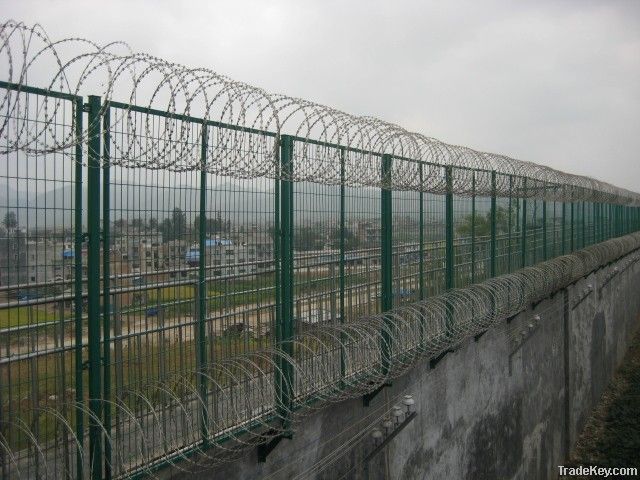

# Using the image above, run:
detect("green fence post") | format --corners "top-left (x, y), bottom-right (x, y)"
top-left (471, 171), bottom-right (476, 283)
top-left (339, 147), bottom-right (346, 382)
top-left (532, 193), bottom-right (537, 265)
top-left (542, 195), bottom-right (548, 261)
top-left (521, 177), bottom-right (527, 268)
top-left (73, 95), bottom-right (85, 480)
top-left (86, 94), bottom-right (103, 480)
top-left (197, 124), bottom-right (209, 442)
top-left (419, 163), bottom-right (425, 300)
top-left (101, 104), bottom-right (112, 479)
top-left (507, 175), bottom-right (513, 272)
top-left (552, 200), bottom-right (557, 257)
top-left (278, 135), bottom-right (295, 423)
top-left (490, 171), bottom-right (497, 278)
top-left (445, 167), bottom-right (454, 290)
top-left (381, 154), bottom-right (393, 374)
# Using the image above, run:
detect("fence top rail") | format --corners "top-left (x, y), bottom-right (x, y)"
top-left (106, 100), bottom-right (278, 138)
top-left (0, 79), bottom-right (81, 101)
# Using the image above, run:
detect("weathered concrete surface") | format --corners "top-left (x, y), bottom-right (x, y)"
top-left (164, 253), bottom-right (640, 480)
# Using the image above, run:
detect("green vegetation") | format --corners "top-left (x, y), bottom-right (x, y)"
top-left (0, 306), bottom-right (66, 329)
top-left (456, 205), bottom-right (517, 237)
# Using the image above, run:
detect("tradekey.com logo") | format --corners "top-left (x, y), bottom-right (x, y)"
top-left (559, 465), bottom-right (638, 477)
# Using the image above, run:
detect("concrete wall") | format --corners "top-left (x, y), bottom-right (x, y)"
top-left (169, 252), bottom-right (640, 480)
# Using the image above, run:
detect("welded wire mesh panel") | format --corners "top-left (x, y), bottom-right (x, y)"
top-left (203, 176), bottom-right (276, 356)
top-left (424, 192), bottom-right (446, 295)
top-left (392, 159), bottom-right (423, 307)
top-left (511, 178), bottom-right (525, 268)
top-left (0, 86), bottom-right (84, 479)
top-left (528, 195), bottom-right (544, 266)
top-left (547, 200), bottom-right (560, 258)
top-left (200, 174), bottom-right (278, 447)
top-left (292, 147), bottom-right (343, 331)
top-left (102, 107), bottom-right (281, 475)
top-left (494, 194), bottom-right (515, 276)
top-left (106, 164), bottom-right (202, 473)
top-left (342, 176), bottom-right (382, 320)
top-left (292, 147), bottom-right (344, 395)
top-left (453, 185), bottom-right (495, 287)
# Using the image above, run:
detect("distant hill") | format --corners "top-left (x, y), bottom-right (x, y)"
top-left (2, 179), bottom-right (463, 230)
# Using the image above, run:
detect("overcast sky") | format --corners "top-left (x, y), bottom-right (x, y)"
top-left (3, 0), bottom-right (640, 191)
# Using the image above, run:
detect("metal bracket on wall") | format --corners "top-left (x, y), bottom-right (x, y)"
top-left (599, 266), bottom-right (620, 299)
top-left (508, 314), bottom-right (541, 375)
top-left (257, 431), bottom-right (292, 462)
top-left (571, 284), bottom-right (593, 310)
top-left (429, 349), bottom-right (454, 369)
top-left (363, 382), bottom-right (392, 407)
top-left (474, 330), bottom-right (487, 342)
top-left (505, 307), bottom-right (526, 325)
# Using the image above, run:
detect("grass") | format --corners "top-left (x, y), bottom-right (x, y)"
top-left (0, 332), bottom-right (270, 452)
top-left (565, 325), bottom-right (640, 473)
top-left (0, 306), bottom-right (67, 329)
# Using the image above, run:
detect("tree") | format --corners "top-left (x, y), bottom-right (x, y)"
top-left (113, 218), bottom-right (127, 231)
top-left (130, 218), bottom-right (144, 229)
top-left (160, 208), bottom-right (187, 242)
top-left (294, 226), bottom-right (324, 251)
top-left (2, 211), bottom-right (17, 229)
top-left (456, 206), bottom-right (517, 238)
top-left (456, 213), bottom-right (490, 238)
top-left (193, 213), bottom-right (227, 235)
top-left (147, 217), bottom-right (158, 230)
top-left (329, 227), bottom-right (360, 251)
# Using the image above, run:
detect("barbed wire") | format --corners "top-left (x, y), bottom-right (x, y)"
top-left (2, 230), bottom-right (638, 478)
top-left (1, 19), bottom-right (638, 204)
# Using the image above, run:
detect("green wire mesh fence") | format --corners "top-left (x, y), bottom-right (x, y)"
top-left (1, 19), bottom-right (640, 479)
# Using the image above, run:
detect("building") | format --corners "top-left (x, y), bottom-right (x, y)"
top-left (0, 226), bottom-right (27, 286)
top-left (115, 229), bottom-right (164, 271)
top-left (184, 235), bottom-right (274, 279)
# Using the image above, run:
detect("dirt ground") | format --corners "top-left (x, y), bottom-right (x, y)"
top-left (562, 324), bottom-right (640, 478)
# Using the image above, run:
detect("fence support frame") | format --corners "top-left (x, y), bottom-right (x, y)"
top-left (86, 94), bottom-right (103, 480)
top-left (277, 135), bottom-right (295, 424)
top-left (381, 154), bottom-right (393, 375)
top-left (490, 171), bottom-right (497, 278)
top-left (445, 167), bottom-right (454, 290)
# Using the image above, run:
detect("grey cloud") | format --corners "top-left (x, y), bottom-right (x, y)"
top-left (2, 0), bottom-right (639, 189)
